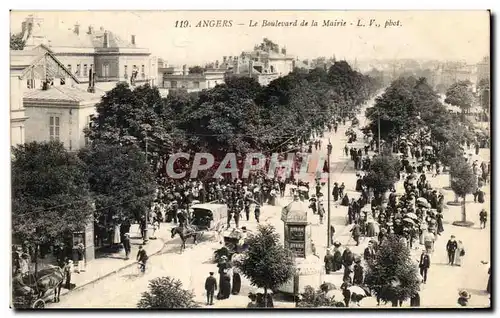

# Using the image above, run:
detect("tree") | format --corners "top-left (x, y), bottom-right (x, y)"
top-left (188, 66), bottom-right (205, 74)
top-left (364, 234), bottom-right (420, 306)
top-left (10, 33), bottom-right (25, 50)
top-left (450, 157), bottom-right (477, 226)
top-left (85, 83), bottom-right (173, 170)
top-left (364, 155), bottom-right (401, 196)
top-left (235, 224), bottom-right (296, 307)
top-left (137, 277), bottom-right (199, 308)
top-left (78, 142), bottom-right (156, 229)
top-left (444, 81), bottom-right (474, 114)
top-left (12, 141), bottom-right (93, 272)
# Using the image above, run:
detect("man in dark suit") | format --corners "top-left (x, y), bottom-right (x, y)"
top-left (205, 272), bottom-right (217, 305)
top-left (350, 221), bottom-right (361, 246)
top-left (446, 235), bottom-right (458, 265)
top-left (419, 249), bottom-right (431, 283)
top-left (364, 241), bottom-right (376, 262)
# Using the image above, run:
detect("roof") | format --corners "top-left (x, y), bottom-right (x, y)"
top-left (281, 199), bottom-right (310, 223)
top-left (10, 47), bottom-right (80, 83)
top-left (31, 26), bottom-right (137, 49)
top-left (23, 86), bottom-right (104, 104)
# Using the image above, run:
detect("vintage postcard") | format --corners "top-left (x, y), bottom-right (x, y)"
top-left (10, 10), bottom-right (490, 309)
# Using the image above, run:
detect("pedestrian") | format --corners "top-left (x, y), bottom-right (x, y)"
top-left (410, 292), bottom-right (421, 307)
top-left (363, 241), bottom-right (376, 262)
top-left (221, 271), bottom-right (232, 299)
top-left (122, 233), bottom-right (131, 259)
top-left (487, 268), bottom-right (491, 294)
top-left (73, 242), bottom-right (85, 273)
top-left (324, 249), bottom-right (335, 274)
top-left (350, 220), bottom-right (361, 246)
top-left (479, 209), bottom-right (487, 229)
top-left (232, 267), bottom-right (241, 295)
top-left (457, 290), bottom-right (471, 307)
top-left (204, 272), bottom-right (217, 305)
top-left (330, 225), bottom-right (336, 245)
top-left (454, 240), bottom-right (465, 266)
top-left (446, 235), bottom-right (458, 265)
top-left (353, 260), bottom-right (364, 285)
top-left (63, 259), bottom-right (73, 289)
top-left (419, 249), bottom-right (430, 284)
top-left (254, 203), bottom-right (261, 223)
top-left (136, 245), bottom-right (148, 273)
top-left (332, 242), bottom-right (343, 272)
top-left (139, 217), bottom-right (147, 240)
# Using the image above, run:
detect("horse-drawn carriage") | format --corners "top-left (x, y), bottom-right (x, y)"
top-left (171, 203), bottom-right (228, 251)
top-left (12, 266), bottom-right (65, 309)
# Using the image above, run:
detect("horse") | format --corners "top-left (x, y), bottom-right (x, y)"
top-left (171, 225), bottom-right (200, 252)
top-left (35, 266), bottom-right (65, 303)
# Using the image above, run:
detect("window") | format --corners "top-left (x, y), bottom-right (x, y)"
top-left (170, 81), bottom-right (177, 89)
top-left (124, 65), bottom-right (128, 79)
top-left (49, 116), bottom-right (60, 141)
top-left (26, 79), bottom-right (35, 89)
top-left (192, 81), bottom-right (200, 89)
top-left (83, 64), bottom-right (88, 77)
top-left (67, 64), bottom-right (72, 73)
top-left (102, 63), bottom-right (109, 78)
top-left (85, 115), bottom-right (93, 146)
top-left (76, 64), bottom-right (81, 76)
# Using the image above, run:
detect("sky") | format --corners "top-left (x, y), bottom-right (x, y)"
top-left (10, 10), bottom-right (490, 66)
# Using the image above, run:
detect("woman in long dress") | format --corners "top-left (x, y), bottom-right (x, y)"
top-left (454, 240), bottom-right (464, 266)
top-left (231, 267), bottom-right (241, 295)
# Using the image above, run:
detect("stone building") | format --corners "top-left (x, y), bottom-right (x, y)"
top-left (20, 14), bottom-right (157, 90)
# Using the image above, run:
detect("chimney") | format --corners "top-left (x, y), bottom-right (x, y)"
top-left (87, 66), bottom-right (95, 93)
top-left (88, 25), bottom-right (94, 34)
top-left (74, 23), bottom-right (80, 35)
top-left (100, 26), bottom-right (104, 31)
top-left (281, 48), bottom-right (287, 55)
top-left (182, 64), bottom-right (188, 76)
top-left (233, 57), bottom-right (240, 74)
top-left (131, 35), bottom-right (136, 45)
top-left (223, 56), bottom-right (227, 64)
top-left (103, 31), bottom-right (109, 48)
top-left (215, 60), bottom-right (219, 69)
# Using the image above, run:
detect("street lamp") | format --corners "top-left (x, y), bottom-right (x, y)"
top-left (327, 140), bottom-right (332, 248)
top-left (141, 124), bottom-right (152, 245)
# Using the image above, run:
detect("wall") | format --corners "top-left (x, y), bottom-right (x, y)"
top-left (10, 76), bottom-right (26, 146)
top-left (269, 59), bottom-right (294, 76)
top-left (118, 55), bottom-right (152, 83)
top-left (54, 54), bottom-right (95, 82)
top-left (24, 103), bottom-right (96, 151)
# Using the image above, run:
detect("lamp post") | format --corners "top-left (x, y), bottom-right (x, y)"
top-left (377, 110), bottom-right (381, 153)
top-left (327, 140), bottom-right (332, 248)
top-left (141, 124), bottom-right (152, 244)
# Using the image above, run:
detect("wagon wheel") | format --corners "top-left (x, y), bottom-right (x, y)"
top-left (32, 298), bottom-right (45, 309)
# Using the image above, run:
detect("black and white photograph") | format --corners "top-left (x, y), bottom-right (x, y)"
top-left (8, 10), bottom-right (491, 309)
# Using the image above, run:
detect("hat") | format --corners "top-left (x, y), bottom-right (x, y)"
top-left (333, 241), bottom-right (342, 247)
top-left (459, 290), bottom-right (470, 298)
top-left (209, 272), bottom-right (214, 275)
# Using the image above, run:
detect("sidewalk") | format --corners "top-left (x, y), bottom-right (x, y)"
top-left (60, 224), bottom-right (167, 297)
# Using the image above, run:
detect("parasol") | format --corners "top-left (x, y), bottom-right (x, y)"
top-left (325, 289), bottom-right (343, 300)
top-left (405, 212), bottom-right (418, 219)
top-left (299, 186), bottom-right (308, 192)
top-left (288, 184), bottom-right (297, 189)
top-left (423, 161), bottom-right (430, 166)
top-left (251, 287), bottom-right (274, 294)
top-left (348, 286), bottom-right (369, 296)
top-left (424, 146), bottom-right (433, 150)
top-left (403, 218), bottom-right (415, 225)
top-left (320, 282), bottom-right (337, 292)
top-left (191, 200), bottom-right (200, 205)
top-left (417, 197), bottom-right (428, 204)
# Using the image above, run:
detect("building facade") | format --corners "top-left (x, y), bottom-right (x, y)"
top-left (161, 65), bottom-right (226, 93)
top-left (20, 14), bottom-right (157, 90)
top-left (10, 44), bottom-right (103, 150)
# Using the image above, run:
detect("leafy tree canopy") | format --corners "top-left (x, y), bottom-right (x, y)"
top-left (188, 66), bottom-right (205, 74)
top-left (364, 234), bottom-right (420, 304)
top-left (450, 157), bottom-right (477, 198)
top-left (364, 155), bottom-right (401, 195)
top-left (137, 277), bottom-right (199, 308)
top-left (10, 33), bottom-right (25, 50)
top-left (78, 142), bottom-right (156, 224)
top-left (235, 224), bottom-right (295, 304)
top-left (12, 141), bottom-right (93, 245)
top-left (444, 81), bottom-right (474, 111)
